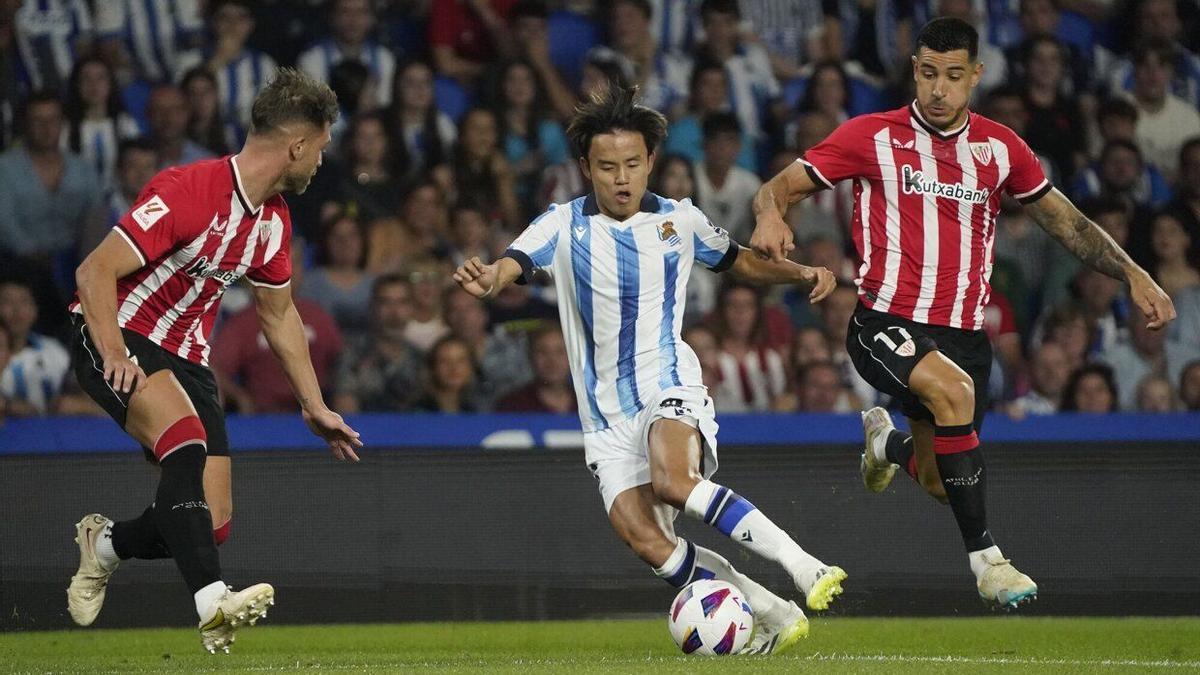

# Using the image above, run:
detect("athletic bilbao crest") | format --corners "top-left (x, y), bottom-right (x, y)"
top-left (970, 142), bottom-right (993, 165)
top-left (659, 220), bottom-right (681, 247)
top-left (896, 339), bottom-right (917, 357)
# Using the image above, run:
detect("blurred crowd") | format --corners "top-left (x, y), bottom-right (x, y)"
top-left (1, 0), bottom-right (1199, 423)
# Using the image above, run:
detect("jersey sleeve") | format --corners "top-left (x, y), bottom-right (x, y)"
top-left (503, 204), bottom-right (562, 284)
top-left (1003, 133), bottom-right (1052, 203)
top-left (689, 202), bottom-right (739, 272)
top-left (800, 115), bottom-right (873, 189)
top-left (114, 170), bottom-right (204, 267)
top-left (245, 206), bottom-right (292, 288)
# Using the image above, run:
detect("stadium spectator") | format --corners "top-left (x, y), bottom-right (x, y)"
top-left (0, 281), bottom-right (69, 416)
top-left (785, 113), bottom-right (852, 250)
top-left (0, 91), bottom-right (102, 320)
top-left (822, 0), bottom-right (924, 83)
top-left (664, 60), bottom-right (756, 171)
top-left (1009, 341), bottom-right (1071, 417)
top-left (1005, 0), bottom-right (1092, 94)
top-left (1100, 304), bottom-right (1200, 410)
top-left (333, 274), bottom-right (424, 412)
top-left (607, 0), bottom-right (691, 116)
top-left (1071, 267), bottom-right (1128, 355)
top-left (1167, 138), bottom-right (1200, 235)
top-left (367, 180), bottom-right (449, 274)
top-left (12, 0), bottom-right (92, 94)
top-left (0, 321), bottom-right (10, 421)
top-left (696, 0), bottom-right (780, 161)
top-left (507, 0), bottom-right (577, 122)
top-left (62, 57), bottom-right (140, 189)
top-left (791, 326), bottom-right (834, 369)
top-left (404, 258), bottom-right (451, 352)
top-left (993, 194), bottom-right (1061, 313)
top-left (412, 335), bottom-right (484, 413)
top-left (443, 286), bottom-right (530, 408)
top-left (175, 0), bottom-right (277, 140)
top-left (815, 282), bottom-right (876, 408)
top-left (328, 58), bottom-right (379, 130)
top-left (1039, 302), bottom-right (1094, 371)
top-left (1179, 359), bottom-right (1200, 410)
top-left (1149, 211), bottom-right (1200, 296)
top-left (1125, 40), bottom-right (1200, 182)
top-left (95, 0), bottom-right (203, 85)
top-left (1061, 363), bottom-right (1120, 413)
top-left (450, 108), bottom-right (522, 230)
top-left (445, 199), bottom-right (495, 266)
top-left (492, 59), bottom-right (570, 217)
top-left (797, 61), bottom-right (852, 124)
top-left (179, 67), bottom-right (234, 156)
top-left (1107, 0), bottom-right (1200, 108)
top-left (692, 112), bottom-right (761, 244)
top-left (146, 83), bottom-right (213, 169)
top-left (389, 59), bottom-right (455, 185)
top-left (984, 290), bottom-right (1028, 401)
top-left (428, 0), bottom-right (515, 86)
top-left (650, 153), bottom-right (696, 204)
top-left (1018, 36), bottom-right (1087, 184)
top-left (300, 213), bottom-right (375, 336)
top-left (737, 0), bottom-right (827, 81)
top-left (494, 322), bottom-right (575, 413)
top-left (1073, 136), bottom-right (1172, 212)
top-left (792, 360), bottom-right (855, 412)
top-left (331, 111), bottom-right (404, 225)
top-left (681, 324), bottom-right (723, 391)
top-left (710, 282), bottom-right (789, 412)
top-left (649, 0), bottom-right (702, 55)
top-left (298, 0), bottom-right (396, 107)
top-left (211, 241), bottom-right (344, 414)
top-left (936, 0), bottom-right (1008, 93)
top-left (1135, 373), bottom-right (1177, 412)
top-left (88, 138), bottom-right (158, 257)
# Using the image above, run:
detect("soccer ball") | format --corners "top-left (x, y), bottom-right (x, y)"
top-left (667, 579), bottom-right (754, 655)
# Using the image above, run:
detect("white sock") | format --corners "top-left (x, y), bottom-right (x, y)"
top-left (94, 523), bottom-right (120, 572)
top-left (194, 580), bottom-right (228, 621)
top-left (654, 539), bottom-right (792, 625)
top-left (969, 545), bottom-right (1004, 579)
top-left (871, 428), bottom-right (893, 465)
top-left (684, 480), bottom-right (825, 592)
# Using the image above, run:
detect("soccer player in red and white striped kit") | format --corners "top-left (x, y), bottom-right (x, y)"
top-left (751, 18), bottom-right (1176, 607)
top-left (66, 69), bottom-right (362, 652)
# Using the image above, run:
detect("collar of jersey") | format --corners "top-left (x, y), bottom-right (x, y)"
top-left (582, 192), bottom-right (662, 219)
top-left (909, 101), bottom-right (970, 140)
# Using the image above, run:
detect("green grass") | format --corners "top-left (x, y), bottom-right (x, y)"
top-left (1, 618), bottom-right (1198, 674)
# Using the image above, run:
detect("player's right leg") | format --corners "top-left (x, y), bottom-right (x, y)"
top-left (606, 484), bottom-right (807, 655)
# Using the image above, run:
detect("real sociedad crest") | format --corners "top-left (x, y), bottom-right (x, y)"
top-left (969, 142), bottom-right (993, 165)
top-left (659, 220), bottom-right (681, 247)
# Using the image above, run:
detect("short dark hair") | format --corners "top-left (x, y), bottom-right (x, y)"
top-left (371, 273), bottom-right (412, 302)
top-left (1132, 39), bottom-right (1174, 68)
top-left (1099, 138), bottom-right (1142, 164)
top-left (1097, 96), bottom-right (1138, 123)
top-left (700, 0), bottom-right (740, 20)
top-left (566, 83), bottom-right (667, 158)
top-left (701, 111), bottom-right (742, 141)
top-left (116, 137), bottom-right (158, 168)
top-left (1061, 363), bottom-right (1119, 413)
top-left (250, 67), bottom-right (339, 136)
top-left (611, 0), bottom-right (652, 19)
top-left (511, 0), bottom-right (548, 20)
top-left (915, 17), bottom-right (979, 61)
top-left (1081, 196), bottom-right (1129, 220)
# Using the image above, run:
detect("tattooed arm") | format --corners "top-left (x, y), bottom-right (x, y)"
top-left (1025, 188), bottom-right (1176, 329)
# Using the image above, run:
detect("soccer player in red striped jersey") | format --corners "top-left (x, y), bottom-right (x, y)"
top-left (751, 18), bottom-right (1176, 608)
top-left (65, 69), bottom-right (362, 653)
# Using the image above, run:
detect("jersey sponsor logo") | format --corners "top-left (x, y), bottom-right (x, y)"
top-left (185, 256), bottom-right (242, 286)
top-left (131, 195), bottom-right (170, 231)
top-left (892, 138), bottom-right (915, 150)
top-left (901, 165), bottom-right (990, 204)
top-left (970, 142), bottom-right (993, 165)
top-left (211, 216), bottom-right (229, 234)
top-left (659, 220), bottom-right (681, 246)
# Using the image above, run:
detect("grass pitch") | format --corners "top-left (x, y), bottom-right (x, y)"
top-left (1, 617), bottom-right (1197, 674)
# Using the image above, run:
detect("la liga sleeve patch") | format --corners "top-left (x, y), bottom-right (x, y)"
top-left (131, 195), bottom-right (171, 231)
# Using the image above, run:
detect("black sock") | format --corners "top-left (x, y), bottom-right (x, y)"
top-left (111, 505), bottom-right (171, 560)
top-left (884, 429), bottom-right (914, 468)
top-left (154, 444), bottom-right (221, 594)
top-left (933, 423), bottom-right (994, 552)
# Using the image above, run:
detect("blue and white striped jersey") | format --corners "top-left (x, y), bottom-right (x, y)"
top-left (297, 39), bottom-right (396, 108)
top-left (95, 0), bottom-right (203, 83)
top-left (505, 192), bottom-right (738, 432)
top-left (14, 0), bottom-right (92, 92)
top-left (176, 48), bottom-right (278, 142)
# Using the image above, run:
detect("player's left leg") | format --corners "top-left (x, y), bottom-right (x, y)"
top-left (646, 418), bottom-right (846, 612)
top-left (205, 457), bottom-right (233, 545)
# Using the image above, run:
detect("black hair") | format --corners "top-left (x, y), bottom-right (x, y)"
top-left (566, 83), bottom-right (667, 158)
top-left (915, 17), bottom-right (979, 61)
top-left (329, 58), bottom-right (372, 119)
top-left (179, 66), bottom-right (231, 155)
top-left (1081, 195), bottom-right (1129, 220)
top-left (490, 59), bottom-right (551, 154)
top-left (688, 58), bottom-right (726, 110)
top-left (389, 58), bottom-right (449, 174)
top-left (1061, 363), bottom-right (1119, 413)
top-left (798, 61), bottom-right (852, 115)
top-left (116, 137), bottom-right (158, 168)
top-left (510, 0), bottom-right (548, 20)
top-left (701, 111), bottom-right (742, 141)
top-left (1097, 96), bottom-right (1138, 123)
top-left (315, 211), bottom-right (368, 269)
top-left (649, 152), bottom-right (696, 196)
top-left (700, 0), bottom-right (741, 20)
top-left (1131, 39), bottom-right (1174, 68)
top-left (63, 56), bottom-right (126, 153)
top-left (1099, 138), bottom-right (1142, 164)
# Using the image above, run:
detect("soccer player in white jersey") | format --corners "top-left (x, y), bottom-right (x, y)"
top-left (751, 18), bottom-right (1176, 608)
top-left (454, 84), bottom-right (845, 655)
top-left (65, 69), bottom-right (362, 653)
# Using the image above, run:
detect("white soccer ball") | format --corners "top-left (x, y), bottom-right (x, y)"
top-left (667, 579), bottom-right (754, 655)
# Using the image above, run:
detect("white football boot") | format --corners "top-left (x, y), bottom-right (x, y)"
top-left (861, 407), bottom-right (899, 493)
top-left (199, 583), bottom-right (275, 654)
top-left (67, 514), bottom-right (118, 626)
top-left (744, 601), bottom-right (809, 655)
top-left (976, 551), bottom-right (1038, 608)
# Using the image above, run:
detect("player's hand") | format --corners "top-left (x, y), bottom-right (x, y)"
top-left (102, 352), bottom-right (147, 394)
top-left (750, 211), bottom-right (794, 262)
top-left (304, 408), bottom-right (363, 462)
top-left (803, 266), bottom-right (837, 303)
top-left (1128, 269), bottom-right (1176, 330)
top-left (453, 257), bottom-right (500, 298)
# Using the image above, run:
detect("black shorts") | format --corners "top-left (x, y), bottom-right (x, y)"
top-left (845, 302), bottom-right (993, 432)
top-left (70, 315), bottom-right (230, 462)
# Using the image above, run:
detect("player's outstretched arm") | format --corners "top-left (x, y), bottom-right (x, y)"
top-left (727, 246), bottom-right (837, 303)
top-left (1026, 188), bottom-right (1176, 330)
top-left (252, 283), bottom-right (362, 462)
top-left (750, 160), bottom-right (825, 262)
top-left (75, 232), bottom-right (150, 393)
top-left (452, 256), bottom-right (523, 299)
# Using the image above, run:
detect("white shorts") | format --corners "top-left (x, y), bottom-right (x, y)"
top-left (584, 386), bottom-right (720, 513)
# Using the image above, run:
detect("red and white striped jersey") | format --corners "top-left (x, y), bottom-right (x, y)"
top-left (801, 102), bottom-right (1051, 330)
top-left (70, 156), bottom-right (292, 366)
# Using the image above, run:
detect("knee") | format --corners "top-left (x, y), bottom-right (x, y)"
top-left (921, 376), bottom-right (975, 420)
top-left (622, 525), bottom-right (676, 567)
top-left (650, 474), bottom-right (693, 510)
